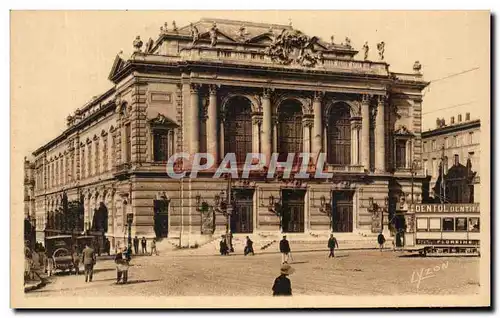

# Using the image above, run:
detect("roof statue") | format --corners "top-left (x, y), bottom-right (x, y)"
top-left (265, 28), bottom-right (321, 67)
top-left (344, 37), bottom-right (352, 49)
top-left (362, 41), bottom-right (369, 60)
top-left (330, 35), bottom-right (334, 46)
top-left (377, 41), bottom-right (385, 61)
top-left (144, 38), bottom-right (154, 53)
top-left (172, 21), bottom-right (178, 32)
top-left (190, 23), bottom-right (199, 44)
top-left (133, 36), bottom-right (143, 53)
top-left (413, 60), bottom-right (422, 73)
top-left (163, 22), bottom-right (168, 32)
top-left (209, 22), bottom-right (218, 47)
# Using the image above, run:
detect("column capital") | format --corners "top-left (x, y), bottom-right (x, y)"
top-left (302, 118), bottom-right (314, 128)
top-left (377, 94), bottom-right (387, 105)
top-left (190, 83), bottom-right (201, 93)
top-left (262, 87), bottom-right (273, 99)
top-left (361, 93), bottom-right (373, 105)
top-left (313, 91), bottom-right (324, 102)
top-left (252, 115), bottom-right (263, 126)
top-left (209, 84), bottom-right (218, 95)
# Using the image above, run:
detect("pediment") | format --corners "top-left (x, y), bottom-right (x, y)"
top-left (108, 54), bottom-right (126, 81)
top-left (199, 29), bottom-right (236, 43)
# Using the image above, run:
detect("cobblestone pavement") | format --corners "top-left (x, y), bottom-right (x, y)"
top-left (27, 250), bottom-right (480, 297)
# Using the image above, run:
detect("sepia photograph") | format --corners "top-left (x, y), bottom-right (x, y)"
top-left (10, 9), bottom-right (490, 308)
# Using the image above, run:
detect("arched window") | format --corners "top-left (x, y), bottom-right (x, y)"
top-left (327, 103), bottom-right (351, 165)
top-left (277, 100), bottom-right (303, 163)
top-left (224, 96), bottom-right (253, 164)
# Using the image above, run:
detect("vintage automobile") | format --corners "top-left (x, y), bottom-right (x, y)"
top-left (45, 235), bottom-right (75, 274)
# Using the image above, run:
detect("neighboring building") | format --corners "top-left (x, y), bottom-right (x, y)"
top-left (28, 18), bottom-right (428, 248)
top-left (23, 157), bottom-right (36, 244)
top-left (421, 113), bottom-right (480, 203)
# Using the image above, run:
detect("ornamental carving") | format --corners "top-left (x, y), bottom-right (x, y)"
top-left (264, 29), bottom-right (323, 67)
top-left (149, 113), bottom-right (176, 126)
top-left (394, 125), bottom-right (412, 136)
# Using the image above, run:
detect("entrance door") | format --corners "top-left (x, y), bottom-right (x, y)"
top-left (281, 190), bottom-right (305, 233)
top-left (153, 200), bottom-right (169, 238)
top-left (230, 189), bottom-right (253, 233)
top-left (332, 191), bottom-right (353, 232)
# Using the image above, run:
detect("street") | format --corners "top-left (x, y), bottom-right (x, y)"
top-left (27, 249), bottom-right (480, 297)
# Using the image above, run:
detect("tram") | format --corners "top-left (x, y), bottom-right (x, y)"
top-left (403, 203), bottom-right (480, 256)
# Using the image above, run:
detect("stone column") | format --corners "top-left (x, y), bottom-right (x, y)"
top-left (252, 116), bottom-right (262, 153)
top-left (375, 95), bottom-right (386, 172)
top-left (361, 94), bottom-right (371, 170)
top-left (350, 120), bottom-right (361, 165)
top-left (207, 85), bottom-right (218, 163)
top-left (312, 92), bottom-right (323, 157)
top-left (272, 117), bottom-right (278, 153)
top-left (261, 88), bottom-right (272, 164)
top-left (302, 120), bottom-right (312, 153)
top-left (190, 84), bottom-right (200, 155)
top-left (219, 115), bottom-right (225, 161)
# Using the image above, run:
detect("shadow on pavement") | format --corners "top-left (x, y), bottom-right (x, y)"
top-left (93, 268), bottom-right (115, 274)
top-left (113, 279), bottom-right (160, 285)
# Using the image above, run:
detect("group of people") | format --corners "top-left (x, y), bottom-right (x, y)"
top-left (132, 236), bottom-right (158, 256)
top-left (219, 235), bottom-right (255, 256)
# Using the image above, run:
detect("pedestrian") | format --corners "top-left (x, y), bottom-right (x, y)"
top-left (105, 238), bottom-right (111, 256)
top-left (81, 243), bottom-right (96, 283)
top-left (133, 236), bottom-right (139, 255)
top-left (279, 235), bottom-right (291, 264)
top-left (115, 247), bottom-right (131, 284)
top-left (272, 263), bottom-right (295, 296)
top-left (377, 232), bottom-right (386, 252)
top-left (94, 239), bottom-right (101, 257)
top-left (219, 236), bottom-right (228, 256)
top-left (72, 246), bottom-right (80, 275)
top-left (141, 237), bottom-right (147, 254)
top-left (244, 236), bottom-right (255, 256)
top-left (328, 234), bottom-right (339, 258)
top-left (151, 238), bottom-right (158, 256)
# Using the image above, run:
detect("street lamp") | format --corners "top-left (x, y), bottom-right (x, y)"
top-left (126, 212), bottom-right (133, 249)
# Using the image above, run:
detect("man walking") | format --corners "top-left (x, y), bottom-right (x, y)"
top-left (81, 243), bottom-right (96, 283)
top-left (272, 264), bottom-right (294, 296)
top-left (279, 235), bottom-right (291, 264)
top-left (133, 236), bottom-right (139, 255)
top-left (141, 236), bottom-right (147, 254)
top-left (244, 236), bottom-right (255, 256)
top-left (377, 232), bottom-right (386, 252)
top-left (328, 234), bottom-right (339, 258)
top-left (151, 238), bottom-right (158, 256)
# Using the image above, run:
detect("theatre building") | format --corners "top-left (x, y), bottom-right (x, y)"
top-left (28, 18), bottom-right (428, 248)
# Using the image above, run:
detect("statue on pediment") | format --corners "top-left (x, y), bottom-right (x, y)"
top-left (237, 25), bottom-right (249, 40)
top-left (362, 41), bottom-right (369, 60)
top-left (394, 125), bottom-right (411, 135)
top-left (172, 21), bottom-right (178, 32)
top-left (190, 23), bottom-right (199, 44)
top-left (377, 41), bottom-right (385, 61)
top-left (344, 37), bottom-right (352, 48)
top-left (330, 35), bottom-right (335, 46)
top-left (209, 22), bottom-right (218, 47)
top-left (133, 36), bottom-right (143, 53)
top-left (413, 60), bottom-right (422, 73)
top-left (265, 28), bottom-right (321, 67)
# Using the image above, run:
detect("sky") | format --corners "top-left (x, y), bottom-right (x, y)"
top-left (11, 11), bottom-right (490, 159)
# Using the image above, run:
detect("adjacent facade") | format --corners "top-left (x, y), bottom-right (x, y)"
top-left (27, 18), bottom-right (429, 249)
top-left (421, 114), bottom-right (481, 204)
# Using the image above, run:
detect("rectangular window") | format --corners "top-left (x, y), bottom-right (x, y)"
top-left (453, 135), bottom-right (457, 147)
top-left (431, 140), bottom-right (436, 150)
top-left (81, 148), bottom-right (86, 178)
top-left (423, 141), bottom-right (427, 152)
top-left (88, 144), bottom-right (92, 176)
top-left (111, 134), bottom-right (116, 168)
top-left (153, 130), bottom-right (169, 162)
top-left (395, 140), bottom-right (406, 169)
top-left (468, 217), bottom-right (480, 232)
top-left (468, 132), bottom-right (474, 145)
top-left (429, 218), bottom-right (441, 231)
top-left (442, 217), bottom-right (454, 231)
top-left (125, 123), bottom-right (131, 163)
top-left (95, 141), bottom-right (100, 175)
top-left (416, 218), bottom-right (428, 232)
top-left (443, 137), bottom-right (448, 149)
top-left (423, 159), bottom-right (428, 176)
top-left (455, 217), bottom-right (467, 232)
top-left (103, 137), bottom-right (108, 172)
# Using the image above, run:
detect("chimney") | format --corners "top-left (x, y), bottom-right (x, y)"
top-left (458, 114), bottom-right (462, 122)
top-left (466, 112), bottom-right (471, 121)
top-left (450, 116), bottom-right (455, 124)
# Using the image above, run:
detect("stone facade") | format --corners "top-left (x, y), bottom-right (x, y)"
top-left (421, 114), bottom-right (481, 203)
top-left (29, 18), bottom-right (428, 248)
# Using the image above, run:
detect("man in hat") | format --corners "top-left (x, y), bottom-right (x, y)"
top-left (377, 232), bottom-right (386, 252)
top-left (114, 247), bottom-right (130, 284)
top-left (141, 236), bottom-right (147, 254)
top-left (279, 235), bottom-right (291, 264)
top-left (133, 236), bottom-right (139, 255)
top-left (272, 264), bottom-right (294, 296)
top-left (327, 234), bottom-right (339, 258)
top-left (81, 243), bottom-right (96, 283)
top-left (244, 236), bottom-right (255, 256)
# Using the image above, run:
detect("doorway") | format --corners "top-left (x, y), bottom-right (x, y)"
top-left (331, 191), bottom-right (354, 232)
top-left (153, 200), bottom-right (169, 238)
top-left (230, 189), bottom-right (254, 233)
top-left (281, 189), bottom-right (305, 233)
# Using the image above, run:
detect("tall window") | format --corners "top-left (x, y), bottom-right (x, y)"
top-left (153, 130), bottom-right (169, 161)
top-left (327, 104), bottom-right (351, 165)
top-left (55, 160), bottom-right (59, 186)
top-left (70, 154), bottom-right (74, 182)
top-left (224, 96), bottom-right (253, 164)
top-left (60, 158), bottom-right (63, 185)
top-left (468, 132), bottom-right (474, 145)
top-left (81, 148), bottom-right (86, 178)
top-left (444, 137), bottom-right (448, 149)
top-left (431, 140), bottom-right (436, 150)
top-left (103, 137), bottom-right (108, 172)
top-left (454, 154), bottom-right (459, 166)
top-left (95, 140), bottom-right (100, 175)
top-left (423, 159), bottom-right (428, 176)
top-left (125, 123), bottom-right (131, 163)
top-left (65, 156), bottom-right (69, 184)
top-left (395, 140), bottom-right (406, 169)
top-left (87, 144), bottom-right (92, 176)
top-left (277, 100), bottom-right (303, 163)
top-left (111, 133), bottom-right (116, 168)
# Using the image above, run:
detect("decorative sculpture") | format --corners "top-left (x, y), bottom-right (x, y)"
top-left (362, 41), bottom-right (369, 60)
top-left (413, 60), bottom-right (422, 73)
top-left (344, 37), bottom-right (352, 48)
top-left (377, 41), bottom-right (385, 61)
top-left (144, 37), bottom-right (154, 53)
top-left (238, 25), bottom-right (247, 39)
top-left (159, 26), bottom-right (164, 35)
top-left (172, 21), bottom-right (178, 32)
top-left (190, 23), bottom-right (199, 44)
top-left (330, 35), bottom-right (335, 46)
top-left (265, 29), bottom-right (321, 67)
top-left (209, 22), bottom-right (218, 47)
top-left (133, 36), bottom-right (143, 53)
top-left (163, 22), bottom-right (168, 32)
